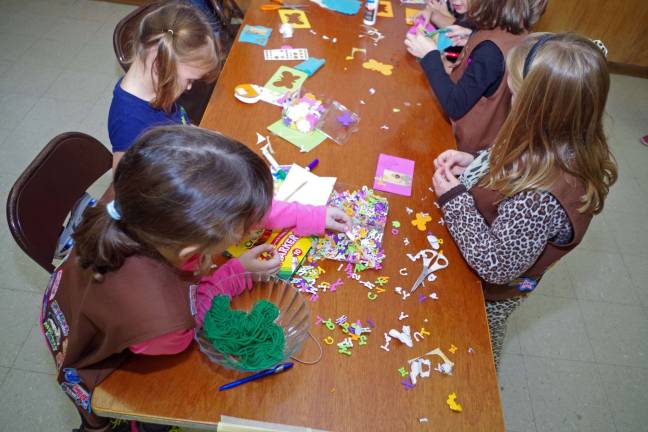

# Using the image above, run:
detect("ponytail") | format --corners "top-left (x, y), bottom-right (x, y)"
top-left (73, 204), bottom-right (142, 281)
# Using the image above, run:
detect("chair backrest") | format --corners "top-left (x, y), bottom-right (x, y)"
top-left (5, 133), bottom-right (112, 273)
top-left (112, 1), bottom-right (223, 126)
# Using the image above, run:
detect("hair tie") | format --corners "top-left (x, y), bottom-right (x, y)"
top-left (106, 200), bottom-right (122, 221)
top-left (166, 28), bottom-right (174, 36)
top-left (523, 34), bottom-right (559, 78)
top-left (591, 39), bottom-right (608, 58)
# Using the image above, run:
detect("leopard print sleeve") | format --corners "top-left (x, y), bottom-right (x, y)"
top-left (441, 190), bottom-right (573, 284)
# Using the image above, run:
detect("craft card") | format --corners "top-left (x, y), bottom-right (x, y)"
top-left (278, 9), bottom-right (311, 28)
top-left (377, 0), bottom-right (394, 17)
top-left (264, 66), bottom-right (308, 95)
top-left (264, 48), bottom-right (309, 61)
top-left (310, 187), bottom-right (389, 268)
top-left (294, 57), bottom-right (325, 76)
top-left (275, 164), bottom-right (337, 206)
top-left (268, 119), bottom-right (328, 152)
top-left (317, 0), bottom-right (362, 15)
top-left (400, 0), bottom-right (425, 4)
top-left (373, 153), bottom-right (415, 196)
top-left (239, 25), bottom-right (273, 46)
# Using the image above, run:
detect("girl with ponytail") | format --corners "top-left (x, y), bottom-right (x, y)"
top-left (42, 125), bottom-right (349, 431)
top-left (108, 1), bottom-right (221, 170)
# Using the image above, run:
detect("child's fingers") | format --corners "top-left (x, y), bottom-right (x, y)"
top-left (247, 243), bottom-right (274, 257)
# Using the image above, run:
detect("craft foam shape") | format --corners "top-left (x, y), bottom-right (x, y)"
top-left (405, 8), bottom-right (419, 25)
top-left (278, 9), bottom-right (311, 28)
top-left (294, 57), bottom-right (325, 76)
top-left (320, 0), bottom-right (362, 15)
top-left (255, 132), bottom-right (266, 145)
top-left (409, 358), bottom-right (432, 384)
top-left (388, 326), bottom-right (413, 347)
top-left (239, 25), bottom-right (272, 46)
top-left (426, 233), bottom-right (442, 250)
top-left (408, 348), bottom-right (455, 368)
top-left (411, 212), bottom-right (432, 230)
top-left (447, 393), bottom-right (463, 412)
top-left (264, 65), bottom-right (308, 95)
top-left (345, 47), bottom-right (366, 60)
top-left (377, 0), bottom-right (394, 17)
top-left (362, 59), bottom-right (394, 76)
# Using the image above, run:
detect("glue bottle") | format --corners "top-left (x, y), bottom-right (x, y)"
top-left (363, 0), bottom-right (377, 26)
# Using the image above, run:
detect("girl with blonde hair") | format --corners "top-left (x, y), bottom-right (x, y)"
top-left (108, 1), bottom-right (221, 170)
top-left (431, 33), bottom-right (617, 369)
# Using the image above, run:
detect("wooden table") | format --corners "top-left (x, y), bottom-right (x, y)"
top-left (93, 2), bottom-right (504, 430)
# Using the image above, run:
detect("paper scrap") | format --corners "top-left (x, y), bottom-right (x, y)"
top-left (267, 119), bottom-right (327, 152)
top-left (447, 393), bottom-right (463, 412)
top-left (275, 164), bottom-right (336, 206)
top-left (377, 0), bottom-right (394, 17)
top-left (294, 57), bottom-right (325, 76)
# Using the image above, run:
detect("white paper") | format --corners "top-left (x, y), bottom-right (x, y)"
top-left (275, 164), bottom-right (336, 206)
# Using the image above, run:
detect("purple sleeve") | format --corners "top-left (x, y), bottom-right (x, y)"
top-left (260, 199), bottom-right (327, 236)
top-left (194, 258), bottom-right (252, 328)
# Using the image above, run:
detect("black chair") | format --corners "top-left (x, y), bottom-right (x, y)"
top-left (6, 133), bottom-right (112, 273)
top-left (112, 0), bottom-right (240, 126)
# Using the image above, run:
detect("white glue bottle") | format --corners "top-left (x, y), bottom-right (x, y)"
top-left (363, 0), bottom-right (378, 26)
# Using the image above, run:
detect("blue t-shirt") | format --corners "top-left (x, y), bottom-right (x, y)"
top-left (108, 78), bottom-right (190, 153)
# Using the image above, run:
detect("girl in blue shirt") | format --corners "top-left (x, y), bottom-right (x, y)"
top-left (108, 2), bottom-right (221, 170)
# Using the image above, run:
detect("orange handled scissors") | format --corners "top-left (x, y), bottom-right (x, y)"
top-left (260, 0), bottom-right (309, 10)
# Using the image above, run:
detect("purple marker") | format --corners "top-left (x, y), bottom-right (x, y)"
top-left (305, 158), bottom-right (319, 171)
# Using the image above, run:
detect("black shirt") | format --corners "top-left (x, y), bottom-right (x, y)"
top-left (420, 40), bottom-right (505, 120)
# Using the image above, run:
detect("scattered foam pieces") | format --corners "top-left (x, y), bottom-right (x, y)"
top-left (256, 132), bottom-right (266, 145)
top-left (418, 417), bottom-right (429, 423)
top-left (438, 218), bottom-right (445, 226)
top-left (380, 332), bottom-right (392, 351)
top-left (406, 207), bottom-right (414, 215)
top-left (360, 100), bottom-right (366, 104)
top-left (449, 344), bottom-right (458, 354)
top-left (392, 108), bottom-right (400, 112)
top-left (369, 88), bottom-right (376, 95)
top-left (429, 292), bottom-right (438, 300)
top-left (362, 59), bottom-right (394, 76)
top-left (468, 347), bottom-right (475, 354)
top-left (391, 220), bottom-right (401, 228)
top-left (330, 387), bottom-right (336, 393)
top-left (411, 212), bottom-right (432, 231)
top-left (403, 237), bottom-right (410, 245)
top-left (380, 125), bottom-right (389, 130)
top-left (399, 268), bottom-right (408, 275)
top-left (345, 47), bottom-right (366, 60)
top-left (398, 367), bottom-right (408, 377)
top-left (323, 336), bottom-right (334, 344)
top-left (447, 393), bottom-right (462, 412)
top-left (398, 311), bottom-right (409, 321)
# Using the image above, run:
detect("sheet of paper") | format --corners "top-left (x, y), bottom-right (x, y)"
top-left (267, 120), bottom-right (327, 152)
top-left (275, 164), bottom-right (336, 206)
top-left (239, 25), bottom-right (272, 46)
top-left (264, 48), bottom-right (309, 61)
top-left (294, 57), bottom-right (325, 76)
top-left (377, 0), bottom-right (394, 17)
top-left (264, 65), bottom-right (308, 95)
top-left (278, 9), bottom-right (311, 28)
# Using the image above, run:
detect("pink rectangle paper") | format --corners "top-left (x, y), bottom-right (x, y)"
top-left (373, 153), bottom-right (415, 196)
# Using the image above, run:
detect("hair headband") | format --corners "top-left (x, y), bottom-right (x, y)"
top-left (523, 34), bottom-right (559, 78)
top-left (166, 29), bottom-right (174, 36)
top-left (106, 200), bottom-right (122, 221)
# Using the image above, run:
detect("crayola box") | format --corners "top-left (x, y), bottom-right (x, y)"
top-left (224, 228), bottom-right (316, 280)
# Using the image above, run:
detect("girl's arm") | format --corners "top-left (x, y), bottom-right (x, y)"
top-left (129, 259), bottom-right (251, 355)
top-left (438, 188), bottom-right (573, 284)
top-left (261, 199), bottom-right (327, 236)
top-left (420, 41), bottom-right (504, 120)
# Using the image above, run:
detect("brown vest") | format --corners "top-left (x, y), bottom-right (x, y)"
top-left (449, 29), bottom-right (525, 154)
top-left (470, 175), bottom-right (592, 300)
top-left (40, 250), bottom-right (196, 413)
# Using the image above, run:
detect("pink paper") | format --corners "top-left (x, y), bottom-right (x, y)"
top-left (373, 153), bottom-right (415, 196)
top-left (408, 15), bottom-right (436, 35)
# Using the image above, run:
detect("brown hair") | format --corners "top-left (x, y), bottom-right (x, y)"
top-left (483, 32), bottom-right (618, 214)
top-left (468, 0), bottom-right (548, 34)
top-left (73, 125), bottom-right (273, 280)
top-left (130, 2), bottom-right (221, 112)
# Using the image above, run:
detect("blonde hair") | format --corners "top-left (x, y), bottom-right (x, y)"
top-left (483, 33), bottom-right (617, 214)
top-left (131, 2), bottom-right (221, 113)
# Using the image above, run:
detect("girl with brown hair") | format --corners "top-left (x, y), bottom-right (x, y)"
top-left (108, 1), bottom-right (221, 170)
top-left (431, 33), bottom-right (617, 369)
top-left (405, 0), bottom-right (547, 154)
top-left (42, 125), bottom-right (350, 431)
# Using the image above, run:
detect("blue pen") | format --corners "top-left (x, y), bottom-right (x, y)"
top-left (305, 158), bottom-right (319, 171)
top-left (218, 362), bottom-right (294, 391)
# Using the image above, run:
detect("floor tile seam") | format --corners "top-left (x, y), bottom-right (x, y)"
top-left (617, 253), bottom-right (648, 311)
top-left (7, 364), bottom-right (56, 377)
top-left (518, 354), bottom-right (539, 432)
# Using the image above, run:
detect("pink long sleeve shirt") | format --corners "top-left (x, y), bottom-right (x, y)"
top-left (129, 200), bottom-right (326, 355)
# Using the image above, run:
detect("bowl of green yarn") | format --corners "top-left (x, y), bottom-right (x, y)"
top-left (196, 276), bottom-right (311, 372)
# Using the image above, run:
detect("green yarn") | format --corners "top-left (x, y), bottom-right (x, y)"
top-left (203, 295), bottom-right (285, 371)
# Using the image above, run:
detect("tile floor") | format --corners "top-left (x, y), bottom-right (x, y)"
top-left (0, 1), bottom-right (647, 431)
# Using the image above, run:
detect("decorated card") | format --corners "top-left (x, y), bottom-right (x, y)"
top-left (278, 9), bottom-right (311, 28)
top-left (373, 153), bottom-right (415, 196)
top-left (239, 25), bottom-right (272, 46)
top-left (264, 65), bottom-right (308, 96)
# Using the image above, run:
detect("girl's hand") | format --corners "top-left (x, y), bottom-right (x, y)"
top-left (446, 25), bottom-right (472, 47)
top-left (238, 244), bottom-right (281, 276)
top-left (405, 31), bottom-right (438, 58)
top-left (432, 165), bottom-right (460, 197)
top-left (433, 150), bottom-right (474, 176)
top-left (326, 207), bottom-right (352, 232)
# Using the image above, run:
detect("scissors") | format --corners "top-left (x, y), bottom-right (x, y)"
top-left (410, 250), bottom-right (449, 293)
top-left (260, 0), bottom-right (309, 10)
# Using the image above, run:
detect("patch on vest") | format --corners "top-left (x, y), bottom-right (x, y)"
top-left (43, 315), bottom-right (62, 352)
top-left (50, 301), bottom-right (69, 336)
top-left (47, 269), bottom-right (63, 302)
top-left (61, 382), bottom-right (91, 412)
top-left (509, 277), bottom-right (538, 293)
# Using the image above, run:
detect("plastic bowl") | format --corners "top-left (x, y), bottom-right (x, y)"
top-left (195, 275), bottom-right (311, 372)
